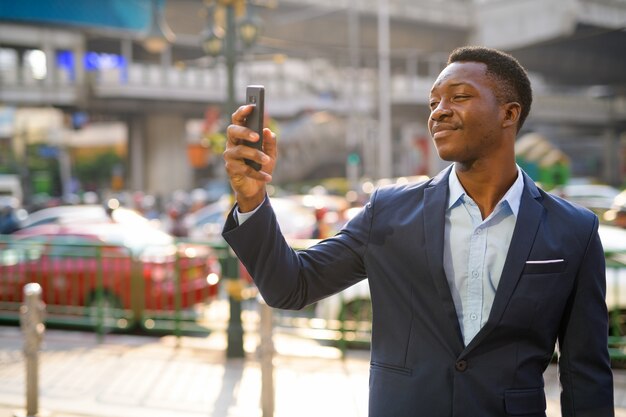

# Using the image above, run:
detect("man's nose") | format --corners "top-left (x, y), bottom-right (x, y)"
top-left (430, 103), bottom-right (452, 121)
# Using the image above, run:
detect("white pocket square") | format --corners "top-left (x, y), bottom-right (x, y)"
top-left (525, 259), bottom-right (565, 264)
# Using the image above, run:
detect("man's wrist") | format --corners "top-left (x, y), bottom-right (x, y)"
top-left (236, 192), bottom-right (266, 213)
top-left (234, 196), bottom-right (266, 225)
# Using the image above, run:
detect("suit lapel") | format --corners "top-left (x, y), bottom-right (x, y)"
top-left (464, 172), bottom-right (544, 352)
top-left (423, 166), bottom-right (464, 349)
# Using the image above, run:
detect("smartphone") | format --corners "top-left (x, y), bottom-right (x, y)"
top-left (243, 85), bottom-right (265, 171)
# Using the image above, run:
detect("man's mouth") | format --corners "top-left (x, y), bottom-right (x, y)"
top-left (431, 124), bottom-right (458, 138)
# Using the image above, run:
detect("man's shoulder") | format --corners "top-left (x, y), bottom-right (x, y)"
top-left (539, 187), bottom-right (597, 221)
top-left (535, 188), bottom-right (600, 240)
top-left (375, 176), bottom-right (433, 200)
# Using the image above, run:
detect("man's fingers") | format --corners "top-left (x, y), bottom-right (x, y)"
top-left (224, 156), bottom-right (271, 183)
top-left (224, 124), bottom-right (275, 185)
top-left (226, 124), bottom-right (259, 146)
top-left (236, 143), bottom-right (267, 161)
top-left (224, 143), bottom-right (269, 167)
top-left (227, 105), bottom-right (258, 145)
top-left (231, 104), bottom-right (254, 124)
top-left (262, 128), bottom-right (277, 159)
top-left (223, 106), bottom-right (274, 204)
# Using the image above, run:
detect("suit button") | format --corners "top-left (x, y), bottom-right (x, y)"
top-left (455, 360), bottom-right (468, 372)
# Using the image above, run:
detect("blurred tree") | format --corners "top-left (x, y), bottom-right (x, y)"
top-left (74, 151), bottom-right (125, 191)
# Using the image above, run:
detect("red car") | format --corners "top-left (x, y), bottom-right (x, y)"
top-left (0, 221), bottom-right (221, 329)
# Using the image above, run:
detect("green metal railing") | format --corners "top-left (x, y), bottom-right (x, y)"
top-left (272, 239), bottom-right (373, 356)
top-left (2, 233), bottom-right (626, 361)
top-left (606, 250), bottom-right (626, 361)
top-left (0, 235), bottom-right (228, 339)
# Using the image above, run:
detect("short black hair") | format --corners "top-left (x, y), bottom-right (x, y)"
top-left (448, 46), bottom-right (533, 132)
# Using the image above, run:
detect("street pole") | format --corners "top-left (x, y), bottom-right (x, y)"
top-left (346, 1), bottom-right (361, 191)
top-left (224, 3), bottom-right (245, 359)
top-left (225, 4), bottom-right (237, 117)
top-left (377, 0), bottom-right (392, 179)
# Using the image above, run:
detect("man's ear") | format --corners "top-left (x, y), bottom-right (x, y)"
top-left (502, 102), bottom-right (521, 129)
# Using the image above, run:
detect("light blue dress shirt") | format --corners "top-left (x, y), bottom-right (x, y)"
top-left (443, 165), bottom-right (524, 346)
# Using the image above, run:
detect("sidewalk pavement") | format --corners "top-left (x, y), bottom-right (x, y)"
top-left (1, 325), bottom-right (626, 417)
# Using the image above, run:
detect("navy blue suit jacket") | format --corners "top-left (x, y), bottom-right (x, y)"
top-left (223, 167), bottom-right (614, 417)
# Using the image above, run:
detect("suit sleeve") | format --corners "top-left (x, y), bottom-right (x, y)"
top-left (222, 194), bottom-right (373, 310)
top-left (557, 215), bottom-right (614, 417)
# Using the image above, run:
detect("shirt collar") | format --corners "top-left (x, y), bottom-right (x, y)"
top-left (447, 166), bottom-right (467, 211)
top-left (447, 164), bottom-right (524, 217)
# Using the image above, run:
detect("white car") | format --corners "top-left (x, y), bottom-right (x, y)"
top-left (18, 204), bottom-right (157, 230)
top-left (315, 279), bottom-right (371, 322)
top-left (601, 225), bottom-right (626, 314)
top-left (184, 196), bottom-right (317, 242)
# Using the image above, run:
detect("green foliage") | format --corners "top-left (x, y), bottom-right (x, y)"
top-left (73, 151), bottom-right (125, 189)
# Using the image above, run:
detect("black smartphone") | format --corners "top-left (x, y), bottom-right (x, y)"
top-left (243, 85), bottom-right (265, 171)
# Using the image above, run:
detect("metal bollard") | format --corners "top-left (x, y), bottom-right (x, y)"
top-left (17, 283), bottom-right (46, 417)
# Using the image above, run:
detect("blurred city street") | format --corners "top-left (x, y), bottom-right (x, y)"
top-left (2, 320), bottom-right (626, 417)
top-left (1, 1), bottom-right (626, 416)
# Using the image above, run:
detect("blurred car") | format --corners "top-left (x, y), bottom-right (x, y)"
top-left (287, 193), bottom-right (352, 237)
top-left (614, 190), bottom-right (626, 210)
top-left (203, 179), bottom-right (233, 204)
top-left (0, 218), bottom-right (221, 322)
top-left (18, 203), bottom-right (155, 229)
top-left (600, 224), bottom-right (626, 335)
top-left (603, 190), bottom-right (626, 228)
top-left (600, 223), bottom-right (626, 253)
top-left (315, 279), bottom-right (371, 324)
top-left (0, 196), bottom-right (24, 234)
top-left (183, 197), bottom-right (232, 243)
top-left (185, 196), bottom-right (316, 242)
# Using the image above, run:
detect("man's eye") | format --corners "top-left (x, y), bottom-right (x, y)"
top-left (454, 95), bottom-right (469, 100)
top-left (429, 101), bottom-right (439, 109)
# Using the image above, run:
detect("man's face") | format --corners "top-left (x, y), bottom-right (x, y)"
top-left (428, 61), bottom-right (507, 164)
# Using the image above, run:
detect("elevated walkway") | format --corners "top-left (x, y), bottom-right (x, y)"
top-left (4, 34), bottom-right (624, 128)
top-left (472, 0), bottom-right (626, 50)
top-left (281, 0), bottom-right (472, 29)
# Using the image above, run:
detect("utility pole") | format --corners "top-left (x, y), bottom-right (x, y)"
top-left (346, 1), bottom-right (361, 189)
top-left (377, 0), bottom-right (392, 179)
top-left (202, 0), bottom-right (263, 359)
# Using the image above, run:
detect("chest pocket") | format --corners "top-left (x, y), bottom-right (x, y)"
top-left (522, 260), bottom-right (567, 275)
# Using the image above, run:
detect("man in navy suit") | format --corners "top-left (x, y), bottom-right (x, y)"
top-left (222, 46), bottom-right (614, 416)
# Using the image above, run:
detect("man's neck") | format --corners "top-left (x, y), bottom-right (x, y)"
top-left (455, 160), bottom-right (518, 219)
